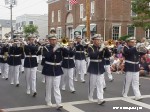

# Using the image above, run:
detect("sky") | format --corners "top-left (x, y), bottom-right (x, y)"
top-left (0, 0), bottom-right (48, 20)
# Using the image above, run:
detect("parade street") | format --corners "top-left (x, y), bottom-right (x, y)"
top-left (0, 64), bottom-right (150, 112)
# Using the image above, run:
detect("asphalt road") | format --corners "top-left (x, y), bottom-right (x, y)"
top-left (0, 64), bottom-right (150, 112)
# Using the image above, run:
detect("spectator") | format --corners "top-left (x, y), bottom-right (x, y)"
top-left (139, 57), bottom-right (149, 76)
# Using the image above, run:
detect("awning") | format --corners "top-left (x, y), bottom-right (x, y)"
top-left (74, 25), bottom-right (85, 32)
top-left (83, 24), bottom-right (97, 32)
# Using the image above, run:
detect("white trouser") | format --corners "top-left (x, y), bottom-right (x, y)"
top-left (37, 55), bottom-right (42, 63)
top-left (75, 60), bottom-right (86, 81)
top-left (89, 74), bottom-right (104, 100)
top-left (38, 55), bottom-right (42, 61)
top-left (1, 63), bottom-right (9, 79)
top-left (62, 68), bottom-right (75, 91)
top-left (103, 65), bottom-right (113, 88)
top-left (9, 65), bottom-right (20, 84)
top-left (86, 57), bottom-right (90, 69)
top-left (122, 72), bottom-right (141, 98)
top-left (25, 67), bottom-right (37, 93)
top-left (20, 59), bottom-right (24, 72)
top-left (45, 76), bottom-right (62, 105)
top-left (42, 75), bottom-right (46, 83)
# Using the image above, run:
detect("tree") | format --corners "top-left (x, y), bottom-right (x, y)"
top-left (132, 0), bottom-right (150, 30)
top-left (23, 24), bottom-right (38, 37)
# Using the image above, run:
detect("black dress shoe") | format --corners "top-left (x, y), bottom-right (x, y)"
top-left (57, 105), bottom-right (63, 110)
top-left (5, 78), bottom-right (8, 80)
top-left (109, 79), bottom-right (114, 82)
top-left (103, 87), bottom-right (107, 91)
top-left (16, 84), bottom-right (19, 87)
top-left (33, 92), bottom-right (37, 97)
top-left (81, 81), bottom-right (86, 83)
top-left (0, 73), bottom-right (1, 75)
top-left (71, 90), bottom-right (76, 94)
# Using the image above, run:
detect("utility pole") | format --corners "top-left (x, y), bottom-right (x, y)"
top-left (5, 0), bottom-right (17, 38)
top-left (86, 0), bottom-right (90, 40)
top-left (104, 0), bottom-right (107, 41)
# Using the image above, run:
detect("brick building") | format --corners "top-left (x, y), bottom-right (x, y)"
top-left (47, 0), bottom-right (147, 40)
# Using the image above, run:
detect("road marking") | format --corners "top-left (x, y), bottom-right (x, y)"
top-left (122, 98), bottom-right (150, 109)
top-left (3, 95), bottom-right (150, 112)
top-left (140, 77), bottom-right (150, 80)
top-left (63, 104), bottom-right (85, 112)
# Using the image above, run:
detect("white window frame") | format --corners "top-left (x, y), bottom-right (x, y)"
top-left (91, 1), bottom-right (95, 14)
top-left (58, 10), bottom-right (61, 22)
top-left (131, 1), bottom-right (137, 17)
top-left (80, 4), bottom-right (84, 19)
top-left (57, 27), bottom-right (62, 39)
top-left (52, 11), bottom-right (54, 23)
top-left (145, 29), bottom-right (150, 39)
top-left (112, 25), bottom-right (121, 40)
top-left (69, 3), bottom-right (72, 10)
top-left (127, 26), bottom-right (136, 37)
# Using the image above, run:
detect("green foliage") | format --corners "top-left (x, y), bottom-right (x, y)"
top-left (23, 24), bottom-right (38, 37)
top-left (132, 0), bottom-right (150, 30)
top-left (120, 35), bottom-right (130, 41)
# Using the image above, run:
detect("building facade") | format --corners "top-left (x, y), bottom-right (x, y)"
top-left (0, 19), bottom-right (16, 39)
top-left (47, 0), bottom-right (147, 40)
top-left (15, 14), bottom-right (48, 38)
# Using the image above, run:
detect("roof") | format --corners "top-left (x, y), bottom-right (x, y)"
top-left (0, 19), bottom-right (16, 28)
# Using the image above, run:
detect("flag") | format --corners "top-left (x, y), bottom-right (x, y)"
top-left (69, 0), bottom-right (78, 5)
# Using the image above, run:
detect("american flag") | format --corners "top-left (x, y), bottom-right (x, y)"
top-left (69, 0), bottom-right (78, 5)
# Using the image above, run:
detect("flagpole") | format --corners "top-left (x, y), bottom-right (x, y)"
top-left (86, 0), bottom-right (90, 40)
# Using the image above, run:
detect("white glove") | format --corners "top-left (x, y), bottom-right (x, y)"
top-left (53, 44), bottom-right (60, 52)
top-left (22, 41), bottom-right (27, 45)
top-left (99, 43), bottom-right (105, 51)
top-left (17, 44), bottom-right (20, 47)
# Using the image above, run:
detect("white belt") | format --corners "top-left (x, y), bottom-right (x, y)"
top-left (104, 58), bottom-right (110, 60)
top-left (125, 60), bottom-right (139, 64)
top-left (64, 57), bottom-right (74, 59)
top-left (45, 61), bottom-right (61, 65)
top-left (90, 59), bottom-right (102, 62)
top-left (76, 51), bottom-right (84, 53)
top-left (10, 55), bottom-right (20, 57)
top-left (25, 55), bottom-right (37, 58)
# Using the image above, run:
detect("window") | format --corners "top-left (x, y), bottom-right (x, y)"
top-left (112, 26), bottom-right (121, 40)
top-left (145, 29), bottom-right (150, 39)
top-left (29, 21), bottom-right (33, 25)
top-left (57, 27), bottom-right (62, 39)
top-left (80, 4), bottom-right (84, 18)
top-left (52, 11), bottom-right (54, 23)
top-left (58, 10), bottom-right (61, 22)
top-left (131, 2), bottom-right (137, 17)
top-left (69, 3), bottom-right (72, 10)
top-left (91, 1), bottom-right (95, 14)
top-left (127, 26), bottom-right (135, 36)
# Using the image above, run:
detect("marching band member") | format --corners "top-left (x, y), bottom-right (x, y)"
top-left (103, 41), bottom-right (114, 89)
top-left (122, 37), bottom-right (146, 100)
top-left (42, 34), bottom-right (63, 109)
top-left (8, 39), bottom-right (22, 87)
top-left (24, 35), bottom-right (38, 97)
top-left (74, 35), bottom-right (86, 83)
top-left (87, 34), bottom-right (107, 105)
top-left (0, 42), bottom-right (9, 80)
top-left (61, 40), bottom-right (76, 93)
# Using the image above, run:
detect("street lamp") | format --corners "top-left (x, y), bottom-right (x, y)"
top-left (5, 0), bottom-right (17, 38)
